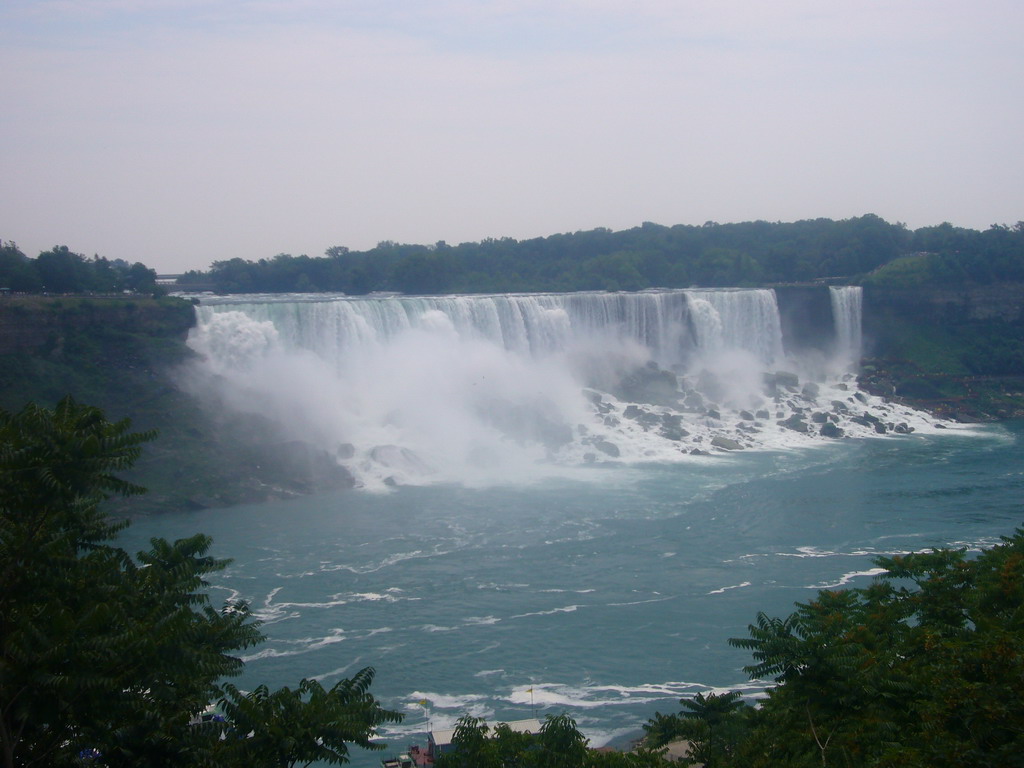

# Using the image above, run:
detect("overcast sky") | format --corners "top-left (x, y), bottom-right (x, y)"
top-left (2, 1), bottom-right (1021, 273)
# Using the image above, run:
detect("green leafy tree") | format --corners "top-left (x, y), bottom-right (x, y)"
top-left (436, 714), bottom-right (672, 768)
top-left (34, 246), bottom-right (92, 292)
top-left (641, 711), bottom-right (685, 748)
top-left (534, 713), bottom-right (590, 768)
top-left (674, 692), bottom-right (752, 767)
top-left (215, 671), bottom-right (402, 767)
top-left (436, 716), bottom-right (502, 768)
top-left (0, 397), bottom-right (400, 768)
top-left (641, 531), bottom-right (1024, 767)
top-left (719, 533), bottom-right (1024, 767)
top-left (0, 244), bottom-right (41, 292)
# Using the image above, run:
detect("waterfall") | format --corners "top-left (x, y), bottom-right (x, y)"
top-left (181, 287), bottom-right (919, 490)
top-left (829, 286), bottom-right (863, 370)
top-left (686, 289), bottom-right (785, 365)
top-left (194, 291), bottom-right (694, 368)
top-left (192, 288), bottom-right (788, 371)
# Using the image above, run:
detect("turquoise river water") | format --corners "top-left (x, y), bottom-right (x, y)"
top-left (121, 420), bottom-right (1022, 765)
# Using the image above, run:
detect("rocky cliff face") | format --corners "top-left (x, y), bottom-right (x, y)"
top-left (860, 282), bottom-right (1024, 421)
top-left (0, 296), bottom-right (196, 354)
top-left (762, 283), bottom-right (1024, 421)
top-left (773, 285), bottom-right (837, 355)
top-left (864, 283), bottom-right (1024, 324)
top-left (0, 296), bottom-right (355, 514)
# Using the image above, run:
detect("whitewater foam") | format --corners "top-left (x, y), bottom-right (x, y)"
top-left (184, 289), bottom-right (955, 489)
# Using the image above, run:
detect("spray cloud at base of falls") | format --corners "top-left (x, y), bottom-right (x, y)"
top-left (183, 287), bottom-right (945, 490)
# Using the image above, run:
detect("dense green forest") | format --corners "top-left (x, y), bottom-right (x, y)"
top-left (5, 216), bottom-right (1022, 297)
top-left (0, 243), bottom-right (160, 295)
top-left (173, 215), bottom-right (1024, 295)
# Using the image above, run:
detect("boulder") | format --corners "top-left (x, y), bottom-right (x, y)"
top-left (775, 370), bottom-right (800, 388)
top-left (614, 362), bottom-right (681, 407)
top-left (660, 426), bottom-right (690, 441)
top-left (764, 371), bottom-right (800, 393)
top-left (778, 414), bottom-right (809, 433)
top-left (660, 413), bottom-right (684, 429)
top-left (594, 440), bottom-right (620, 458)
top-left (711, 435), bottom-right (744, 451)
top-left (819, 421), bottom-right (844, 438)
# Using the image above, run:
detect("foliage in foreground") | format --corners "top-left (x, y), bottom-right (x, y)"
top-left (0, 397), bottom-right (401, 768)
top-left (435, 714), bottom-right (677, 768)
top-left (644, 531), bottom-right (1024, 767)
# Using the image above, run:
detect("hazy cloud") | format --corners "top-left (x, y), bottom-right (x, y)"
top-left (2, 0), bottom-right (1021, 271)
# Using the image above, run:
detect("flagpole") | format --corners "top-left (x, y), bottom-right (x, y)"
top-left (419, 698), bottom-right (430, 735)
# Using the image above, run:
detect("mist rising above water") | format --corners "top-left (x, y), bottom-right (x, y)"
top-left (184, 288), bottom-right (940, 489)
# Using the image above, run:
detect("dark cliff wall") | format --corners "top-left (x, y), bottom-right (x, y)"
top-left (862, 283), bottom-right (1024, 363)
top-left (0, 296), bottom-right (354, 513)
top-left (860, 282), bottom-right (1024, 420)
top-left (772, 282), bottom-right (1024, 362)
top-left (773, 285), bottom-right (836, 355)
top-left (864, 283), bottom-right (1024, 327)
top-left (0, 296), bottom-right (195, 355)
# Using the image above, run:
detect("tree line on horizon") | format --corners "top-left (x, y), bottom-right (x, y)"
top-left (0, 244), bottom-right (159, 296)
top-left (0, 243), bottom-right (160, 296)
top-left (176, 215), bottom-right (1024, 295)
top-left (5, 216), bottom-right (1023, 298)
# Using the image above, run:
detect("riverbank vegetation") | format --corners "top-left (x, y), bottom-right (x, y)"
top-left (642, 531), bottom-right (1024, 766)
top-left (0, 398), bottom-right (399, 767)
